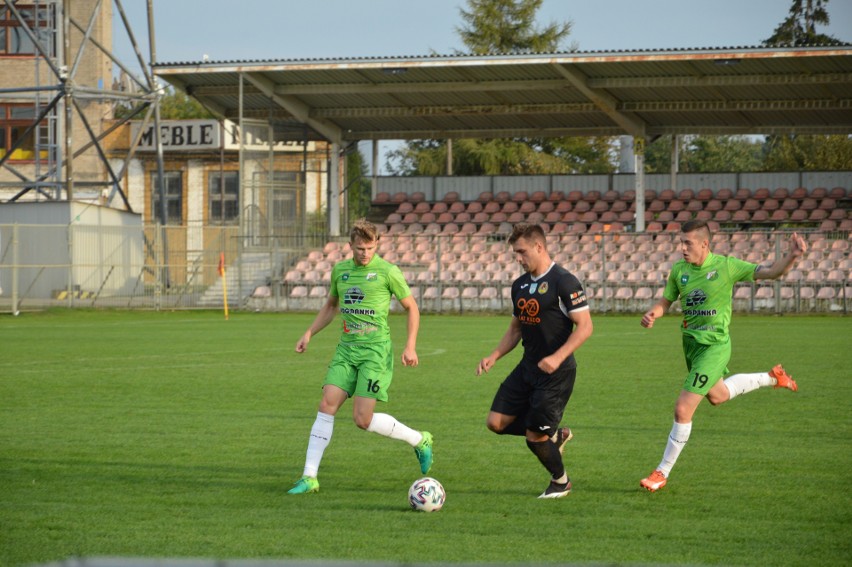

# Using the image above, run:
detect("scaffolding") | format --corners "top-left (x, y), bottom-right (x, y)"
top-left (0, 0), bottom-right (164, 213)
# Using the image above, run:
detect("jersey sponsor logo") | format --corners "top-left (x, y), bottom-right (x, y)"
top-left (530, 283), bottom-right (538, 294)
top-left (706, 270), bottom-right (719, 280)
top-left (683, 322), bottom-right (717, 331)
top-left (366, 272), bottom-right (377, 281)
top-left (538, 282), bottom-right (548, 294)
top-left (343, 286), bottom-right (366, 305)
top-left (520, 283), bottom-right (530, 289)
top-left (516, 297), bottom-right (541, 324)
top-left (684, 288), bottom-right (707, 308)
top-left (683, 308), bottom-right (718, 316)
top-left (342, 273), bottom-right (350, 281)
top-left (570, 291), bottom-right (587, 306)
top-left (340, 307), bottom-right (376, 315)
top-left (342, 320), bottom-right (379, 334)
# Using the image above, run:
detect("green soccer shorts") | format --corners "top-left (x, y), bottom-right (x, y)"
top-left (681, 335), bottom-right (731, 395)
top-left (324, 340), bottom-right (394, 401)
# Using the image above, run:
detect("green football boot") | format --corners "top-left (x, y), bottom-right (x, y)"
top-left (414, 431), bottom-right (434, 474)
top-left (287, 475), bottom-right (319, 494)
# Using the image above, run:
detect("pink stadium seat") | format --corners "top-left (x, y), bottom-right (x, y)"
top-left (829, 187), bottom-right (847, 199)
top-left (780, 198), bottom-right (799, 211)
top-left (678, 189), bottom-right (695, 201)
top-left (290, 285), bottom-right (308, 298)
top-left (494, 191), bottom-right (512, 203)
top-left (754, 188), bottom-right (771, 200)
top-left (773, 187), bottom-right (790, 199)
top-left (658, 189), bottom-right (676, 202)
top-left (790, 187), bottom-right (808, 199)
top-left (478, 191), bottom-right (494, 202)
top-left (770, 210), bottom-right (789, 222)
top-left (686, 199), bottom-right (704, 212)
top-left (810, 187), bottom-right (828, 199)
top-left (309, 286), bottom-right (328, 298)
top-left (696, 188), bottom-right (714, 201)
top-left (548, 191), bottom-right (565, 202)
top-left (442, 191), bottom-right (460, 203)
top-left (566, 190), bottom-right (584, 203)
top-left (530, 191), bottom-right (547, 203)
top-left (735, 188), bottom-right (752, 200)
top-left (502, 201), bottom-right (519, 214)
top-left (723, 199), bottom-right (742, 211)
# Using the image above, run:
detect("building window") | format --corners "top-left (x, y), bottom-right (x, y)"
top-left (208, 171), bottom-right (239, 224)
top-left (0, 104), bottom-right (50, 161)
top-left (151, 171), bottom-right (183, 225)
top-left (0, 5), bottom-right (55, 56)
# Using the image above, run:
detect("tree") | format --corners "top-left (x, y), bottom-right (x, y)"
top-left (760, 1), bottom-right (850, 172)
top-left (114, 87), bottom-right (215, 120)
top-left (762, 0), bottom-right (839, 46)
top-left (644, 136), bottom-right (764, 174)
top-left (388, 0), bottom-right (616, 176)
top-left (457, 0), bottom-right (572, 54)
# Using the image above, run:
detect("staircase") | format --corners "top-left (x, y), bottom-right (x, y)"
top-left (198, 251), bottom-right (278, 308)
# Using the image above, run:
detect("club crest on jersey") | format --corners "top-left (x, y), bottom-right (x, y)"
top-left (366, 272), bottom-right (377, 281)
top-left (706, 270), bottom-right (718, 280)
top-left (680, 274), bottom-right (689, 285)
top-left (342, 273), bottom-right (350, 281)
top-left (538, 282), bottom-right (548, 294)
top-left (530, 283), bottom-right (538, 294)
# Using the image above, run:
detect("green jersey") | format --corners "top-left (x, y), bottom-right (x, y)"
top-left (663, 252), bottom-right (757, 345)
top-left (330, 254), bottom-right (412, 344)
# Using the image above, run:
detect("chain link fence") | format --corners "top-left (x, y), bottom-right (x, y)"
top-left (1, 224), bottom-right (848, 315)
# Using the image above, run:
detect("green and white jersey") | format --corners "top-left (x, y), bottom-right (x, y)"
top-left (330, 255), bottom-right (412, 344)
top-left (663, 252), bottom-right (757, 345)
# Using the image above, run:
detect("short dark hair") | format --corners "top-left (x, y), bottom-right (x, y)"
top-left (508, 223), bottom-right (546, 246)
top-left (681, 219), bottom-right (711, 240)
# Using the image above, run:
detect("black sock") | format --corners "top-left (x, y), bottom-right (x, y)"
top-left (526, 439), bottom-right (566, 480)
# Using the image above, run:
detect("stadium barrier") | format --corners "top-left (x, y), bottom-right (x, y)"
top-left (1, 224), bottom-right (848, 315)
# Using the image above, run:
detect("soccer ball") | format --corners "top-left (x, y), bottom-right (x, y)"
top-left (408, 477), bottom-right (445, 512)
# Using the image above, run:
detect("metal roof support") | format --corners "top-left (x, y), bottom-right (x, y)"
top-left (329, 142), bottom-right (340, 237)
top-left (634, 137), bottom-right (646, 233)
top-left (241, 72), bottom-right (343, 146)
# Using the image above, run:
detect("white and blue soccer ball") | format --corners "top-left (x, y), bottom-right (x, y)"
top-left (408, 477), bottom-right (445, 512)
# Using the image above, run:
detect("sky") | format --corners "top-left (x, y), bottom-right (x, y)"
top-left (111, 0), bottom-right (852, 171)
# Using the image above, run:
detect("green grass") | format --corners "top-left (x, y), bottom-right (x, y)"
top-left (1, 310), bottom-right (850, 566)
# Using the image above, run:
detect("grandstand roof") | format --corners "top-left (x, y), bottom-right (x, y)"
top-left (153, 45), bottom-right (852, 145)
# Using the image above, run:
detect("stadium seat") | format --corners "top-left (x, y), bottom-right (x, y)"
top-left (810, 187), bottom-right (828, 199)
top-left (754, 188), bottom-right (771, 200)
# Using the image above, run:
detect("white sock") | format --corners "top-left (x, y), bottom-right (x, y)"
top-left (724, 372), bottom-right (775, 400)
top-left (366, 412), bottom-right (423, 446)
top-left (657, 421), bottom-right (692, 477)
top-left (303, 411), bottom-right (334, 478)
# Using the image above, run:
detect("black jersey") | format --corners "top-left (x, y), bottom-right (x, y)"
top-left (511, 263), bottom-right (589, 370)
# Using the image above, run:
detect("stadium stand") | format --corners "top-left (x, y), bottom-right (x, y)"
top-left (281, 185), bottom-right (851, 313)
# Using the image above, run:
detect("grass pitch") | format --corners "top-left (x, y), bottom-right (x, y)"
top-left (1, 309), bottom-right (850, 566)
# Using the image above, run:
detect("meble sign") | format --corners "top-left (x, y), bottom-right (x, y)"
top-left (131, 119), bottom-right (315, 152)
top-left (133, 120), bottom-right (220, 151)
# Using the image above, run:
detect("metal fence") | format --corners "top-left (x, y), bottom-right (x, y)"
top-left (1, 224), bottom-right (848, 315)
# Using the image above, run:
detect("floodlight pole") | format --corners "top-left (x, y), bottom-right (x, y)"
top-left (147, 0), bottom-right (170, 290)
